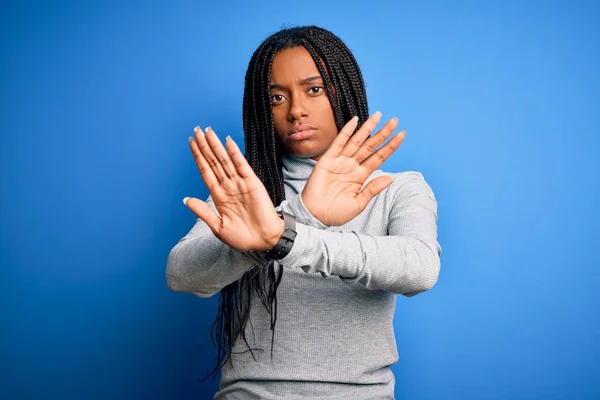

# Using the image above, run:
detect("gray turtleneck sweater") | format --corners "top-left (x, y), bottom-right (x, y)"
top-left (166, 153), bottom-right (441, 399)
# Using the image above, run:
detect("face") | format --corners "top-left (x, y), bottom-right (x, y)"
top-left (269, 46), bottom-right (338, 161)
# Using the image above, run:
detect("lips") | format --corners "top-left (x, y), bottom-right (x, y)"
top-left (288, 124), bottom-right (317, 141)
top-left (288, 124), bottom-right (317, 135)
top-left (289, 130), bottom-right (316, 140)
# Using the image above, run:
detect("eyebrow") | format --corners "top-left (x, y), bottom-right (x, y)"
top-left (269, 75), bottom-right (323, 90)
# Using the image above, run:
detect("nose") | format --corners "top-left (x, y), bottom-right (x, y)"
top-left (288, 93), bottom-right (308, 122)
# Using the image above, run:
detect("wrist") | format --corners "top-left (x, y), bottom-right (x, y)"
top-left (264, 214), bottom-right (285, 250)
top-left (299, 192), bottom-right (328, 228)
top-left (264, 211), bottom-right (297, 260)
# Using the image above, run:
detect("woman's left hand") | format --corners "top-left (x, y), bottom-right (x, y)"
top-left (301, 112), bottom-right (406, 226)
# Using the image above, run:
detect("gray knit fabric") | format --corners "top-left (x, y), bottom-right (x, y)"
top-left (166, 153), bottom-right (441, 399)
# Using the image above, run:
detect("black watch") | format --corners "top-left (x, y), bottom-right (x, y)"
top-left (265, 211), bottom-right (297, 260)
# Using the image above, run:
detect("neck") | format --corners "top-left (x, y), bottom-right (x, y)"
top-left (281, 152), bottom-right (317, 183)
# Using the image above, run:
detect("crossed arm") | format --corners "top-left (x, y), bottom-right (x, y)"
top-left (166, 171), bottom-right (441, 297)
top-left (166, 112), bottom-right (440, 297)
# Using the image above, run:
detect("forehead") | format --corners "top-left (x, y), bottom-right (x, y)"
top-left (270, 47), bottom-right (321, 82)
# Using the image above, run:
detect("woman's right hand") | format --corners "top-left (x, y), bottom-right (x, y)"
top-left (183, 126), bottom-right (284, 253)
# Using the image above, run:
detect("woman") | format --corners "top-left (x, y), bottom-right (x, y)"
top-left (167, 25), bottom-right (441, 400)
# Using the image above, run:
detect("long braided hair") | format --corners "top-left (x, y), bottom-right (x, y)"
top-left (203, 25), bottom-right (370, 380)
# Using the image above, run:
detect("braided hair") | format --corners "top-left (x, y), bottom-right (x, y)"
top-left (203, 25), bottom-right (370, 381)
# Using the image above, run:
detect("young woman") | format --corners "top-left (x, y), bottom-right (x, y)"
top-left (167, 25), bottom-right (441, 400)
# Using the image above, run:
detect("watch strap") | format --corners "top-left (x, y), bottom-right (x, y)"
top-left (265, 211), bottom-right (297, 260)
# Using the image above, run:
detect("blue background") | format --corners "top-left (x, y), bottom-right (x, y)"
top-left (1, 0), bottom-right (599, 398)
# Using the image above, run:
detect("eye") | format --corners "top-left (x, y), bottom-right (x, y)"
top-left (308, 86), bottom-right (324, 95)
top-left (271, 93), bottom-right (286, 104)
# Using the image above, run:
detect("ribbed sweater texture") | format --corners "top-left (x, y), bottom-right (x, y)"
top-left (166, 153), bottom-right (442, 399)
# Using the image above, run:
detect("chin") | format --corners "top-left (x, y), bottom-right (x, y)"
top-left (285, 145), bottom-right (324, 160)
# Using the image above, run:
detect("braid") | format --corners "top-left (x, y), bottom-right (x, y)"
top-left (301, 40), bottom-right (344, 127)
top-left (202, 25), bottom-right (370, 381)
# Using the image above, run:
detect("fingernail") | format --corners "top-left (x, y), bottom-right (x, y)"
top-left (188, 136), bottom-right (194, 142)
top-left (194, 126), bottom-right (200, 133)
top-left (183, 197), bottom-right (190, 205)
top-left (352, 116), bottom-right (358, 121)
top-left (375, 111), bottom-right (382, 117)
top-left (225, 135), bottom-right (231, 142)
top-left (205, 126), bottom-right (212, 132)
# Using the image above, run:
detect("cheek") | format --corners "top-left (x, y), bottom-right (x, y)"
top-left (317, 95), bottom-right (335, 118)
top-left (271, 108), bottom-right (287, 136)
top-left (317, 100), bottom-right (337, 133)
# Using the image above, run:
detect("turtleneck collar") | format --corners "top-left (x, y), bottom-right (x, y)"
top-left (281, 152), bottom-right (317, 183)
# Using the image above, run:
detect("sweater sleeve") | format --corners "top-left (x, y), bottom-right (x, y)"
top-left (278, 191), bottom-right (328, 229)
top-left (276, 172), bottom-right (442, 296)
top-left (166, 195), bottom-right (269, 297)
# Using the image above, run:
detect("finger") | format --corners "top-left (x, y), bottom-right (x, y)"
top-left (339, 111), bottom-right (383, 158)
top-left (189, 132), bottom-right (219, 191)
top-left (224, 136), bottom-right (255, 179)
top-left (204, 127), bottom-right (238, 179)
top-left (321, 116), bottom-right (359, 158)
top-left (183, 197), bottom-right (222, 235)
top-left (353, 117), bottom-right (398, 164)
top-left (195, 126), bottom-right (228, 183)
top-left (355, 176), bottom-right (394, 211)
top-left (361, 130), bottom-right (406, 172)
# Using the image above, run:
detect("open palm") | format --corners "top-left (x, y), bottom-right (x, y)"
top-left (184, 127), bottom-right (283, 252)
top-left (301, 112), bottom-right (406, 226)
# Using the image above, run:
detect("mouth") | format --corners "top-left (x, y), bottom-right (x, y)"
top-left (288, 124), bottom-right (317, 141)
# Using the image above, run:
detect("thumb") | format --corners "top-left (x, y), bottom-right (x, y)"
top-left (183, 197), bottom-right (221, 234)
top-left (356, 176), bottom-right (394, 210)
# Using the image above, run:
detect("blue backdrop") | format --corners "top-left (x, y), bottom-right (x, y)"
top-left (1, 0), bottom-right (598, 398)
